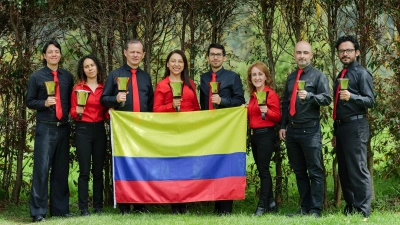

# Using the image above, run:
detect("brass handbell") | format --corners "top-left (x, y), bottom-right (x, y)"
top-left (338, 78), bottom-right (349, 90)
top-left (44, 81), bottom-right (56, 96)
top-left (169, 82), bottom-right (183, 112)
top-left (254, 91), bottom-right (269, 120)
top-left (209, 81), bottom-right (220, 109)
top-left (75, 90), bottom-right (91, 120)
top-left (115, 77), bottom-right (131, 107)
top-left (297, 80), bottom-right (306, 90)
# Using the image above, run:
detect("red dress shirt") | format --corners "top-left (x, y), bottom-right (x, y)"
top-left (153, 77), bottom-right (200, 112)
top-left (70, 81), bottom-right (108, 122)
top-left (248, 86), bottom-right (281, 128)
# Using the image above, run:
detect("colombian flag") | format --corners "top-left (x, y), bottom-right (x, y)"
top-left (111, 107), bottom-right (247, 205)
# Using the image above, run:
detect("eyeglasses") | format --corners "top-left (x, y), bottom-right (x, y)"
top-left (209, 53), bottom-right (224, 58)
top-left (338, 49), bottom-right (355, 55)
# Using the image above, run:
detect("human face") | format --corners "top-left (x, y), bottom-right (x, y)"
top-left (124, 43), bottom-right (145, 68)
top-left (167, 53), bottom-right (185, 77)
top-left (83, 58), bottom-right (98, 80)
top-left (250, 66), bottom-right (266, 91)
top-left (337, 41), bottom-right (359, 67)
top-left (43, 44), bottom-right (61, 67)
top-left (207, 48), bottom-right (226, 71)
top-left (294, 41), bottom-right (313, 69)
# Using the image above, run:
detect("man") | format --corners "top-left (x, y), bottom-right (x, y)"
top-left (100, 39), bottom-right (153, 214)
top-left (279, 41), bottom-right (331, 217)
top-left (331, 35), bottom-right (374, 220)
top-left (27, 40), bottom-right (74, 222)
top-left (199, 43), bottom-right (245, 215)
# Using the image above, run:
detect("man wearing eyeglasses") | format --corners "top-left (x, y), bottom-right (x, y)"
top-left (331, 35), bottom-right (374, 220)
top-left (199, 43), bottom-right (245, 215)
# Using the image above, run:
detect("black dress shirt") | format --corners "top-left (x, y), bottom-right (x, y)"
top-left (199, 67), bottom-right (245, 110)
top-left (280, 64), bottom-right (331, 129)
top-left (334, 61), bottom-right (374, 120)
top-left (101, 64), bottom-right (154, 112)
top-left (26, 66), bottom-right (74, 122)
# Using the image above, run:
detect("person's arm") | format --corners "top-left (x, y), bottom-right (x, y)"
top-left (147, 75), bottom-right (154, 112)
top-left (100, 72), bottom-right (120, 108)
top-left (219, 73), bottom-right (245, 107)
top-left (199, 75), bottom-right (208, 110)
top-left (266, 90), bottom-right (282, 124)
top-left (279, 81), bottom-right (290, 130)
top-left (153, 82), bottom-right (174, 112)
top-left (70, 86), bottom-right (78, 120)
top-left (306, 72), bottom-right (332, 106)
top-left (26, 73), bottom-right (47, 110)
top-left (350, 69), bottom-right (374, 109)
top-left (191, 81), bottom-right (200, 111)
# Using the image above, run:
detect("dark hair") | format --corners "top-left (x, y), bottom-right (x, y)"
top-left (247, 62), bottom-right (275, 93)
top-left (42, 40), bottom-right (62, 66)
top-left (207, 43), bottom-right (226, 56)
top-left (76, 55), bottom-right (105, 84)
top-left (335, 35), bottom-right (360, 51)
top-left (163, 50), bottom-right (195, 93)
top-left (125, 39), bottom-right (144, 51)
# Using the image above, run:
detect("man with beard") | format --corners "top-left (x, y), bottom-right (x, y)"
top-left (279, 41), bottom-right (331, 217)
top-left (331, 35), bottom-right (374, 220)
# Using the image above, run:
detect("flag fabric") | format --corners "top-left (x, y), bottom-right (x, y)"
top-left (111, 106), bottom-right (247, 205)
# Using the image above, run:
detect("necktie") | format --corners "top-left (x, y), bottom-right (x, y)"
top-left (332, 68), bottom-right (347, 120)
top-left (51, 71), bottom-right (63, 120)
top-left (209, 73), bottom-right (217, 110)
top-left (289, 69), bottom-right (303, 116)
top-left (131, 69), bottom-right (140, 112)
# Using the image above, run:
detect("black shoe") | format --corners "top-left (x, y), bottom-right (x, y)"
top-left (343, 205), bottom-right (354, 216)
top-left (309, 210), bottom-right (321, 218)
top-left (286, 209), bottom-right (309, 217)
top-left (32, 215), bottom-right (45, 222)
top-left (81, 209), bottom-right (90, 216)
top-left (120, 208), bottom-right (129, 215)
top-left (218, 211), bottom-right (232, 216)
top-left (253, 207), bottom-right (265, 216)
top-left (94, 208), bottom-right (103, 214)
top-left (135, 206), bottom-right (151, 214)
top-left (171, 209), bottom-right (179, 214)
top-left (267, 201), bottom-right (278, 213)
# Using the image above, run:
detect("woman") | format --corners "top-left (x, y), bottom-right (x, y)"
top-left (246, 62), bottom-right (281, 216)
top-left (153, 49), bottom-right (200, 213)
top-left (70, 55), bottom-right (108, 216)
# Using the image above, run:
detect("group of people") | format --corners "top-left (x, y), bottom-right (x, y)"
top-left (26, 35), bottom-right (374, 222)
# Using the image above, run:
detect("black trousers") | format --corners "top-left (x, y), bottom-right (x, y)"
top-left (29, 122), bottom-right (70, 217)
top-left (336, 118), bottom-right (372, 217)
top-left (214, 200), bottom-right (233, 213)
top-left (250, 129), bottom-right (276, 208)
top-left (75, 121), bottom-right (106, 210)
top-left (285, 123), bottom-right (324, 213)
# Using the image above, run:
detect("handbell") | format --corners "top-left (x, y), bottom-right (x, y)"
top-left (44, 81), bottom-right (56, 96)
top-left (297, 80), bottom-right (306, 90)
top-left (338, 78), bottom-right (349, 90)
top-left (75, 90), bottom-right (91, 120)
top-left (169, 82), bottom-right (183, 112)
top-left (116, 77), bottom-right (131, 107)
top-left (254, 91), bottom-right (269, 120)
top-left (209, 81), bottom-right (220, 94)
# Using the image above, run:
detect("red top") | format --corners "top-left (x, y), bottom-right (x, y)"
top-left (153, 77), bottom-right (200, 112)
top-left (70, 81), bottom-right (108, 122)
top-left (248, 86), bottom-right (281, 128)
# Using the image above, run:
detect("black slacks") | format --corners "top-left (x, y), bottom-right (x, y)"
top-left (336, 118), bottom-right (372, 217)
top-left (29, 122), bottom-right (70, 217)
top-left (285, 123), bottom-right (324, 214)
top-left (250, 128), bottom-right (276, 208)
top-left (75, 121), bottom-right (106, 210)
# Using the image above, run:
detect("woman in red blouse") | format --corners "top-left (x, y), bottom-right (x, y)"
top-left (153, 50), bottom-right (199, 214)
top-left (70, 55), bottom-right (108, 216)
top-left (247, 62), bottom-right (281, 216)
top-left (153, 50), bottom-right (200, 113)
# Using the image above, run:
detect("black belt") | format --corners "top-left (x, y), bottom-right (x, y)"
top-left (336, 114), bottom-right (366, 125)
top-left (250, 126), bottom-right (274, 135)
top-left (38, 120), bottom-right (69, 127)
top-left (289, 120), bottom-right (318, 128)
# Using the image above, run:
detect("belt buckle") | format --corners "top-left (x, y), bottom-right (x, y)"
top-left (56, 122), bottom-right (61, 126)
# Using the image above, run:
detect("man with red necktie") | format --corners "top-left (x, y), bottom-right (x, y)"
top-left (27, 40), bottom-right (74, 222)
top-left (199, 43), bottom-right (245, 215)
top-left (279, 41), bottom-right (331, 218)
top-left (101, 39), bottom-right (153, 215)
top-left (331, 35), bottom-right (374, 221)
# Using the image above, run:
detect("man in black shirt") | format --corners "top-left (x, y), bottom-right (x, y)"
top-left (331, 35), bottom-right (374, 220)
top-left (199, 43), bottom-right (245, 215)
top-left (101, 39), bottom-right (153, 214)
top-left (26, 40), bottom-right (74, 222)
top-left (279, 41), bottom-right (331, 217)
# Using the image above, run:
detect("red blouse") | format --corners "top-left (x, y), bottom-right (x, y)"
top-left (153, 77), bottom-right (200, 112)
top-left (248, 86), bottom-right (281, 128)
top-left (70, 81), bottom-right (108, 122)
